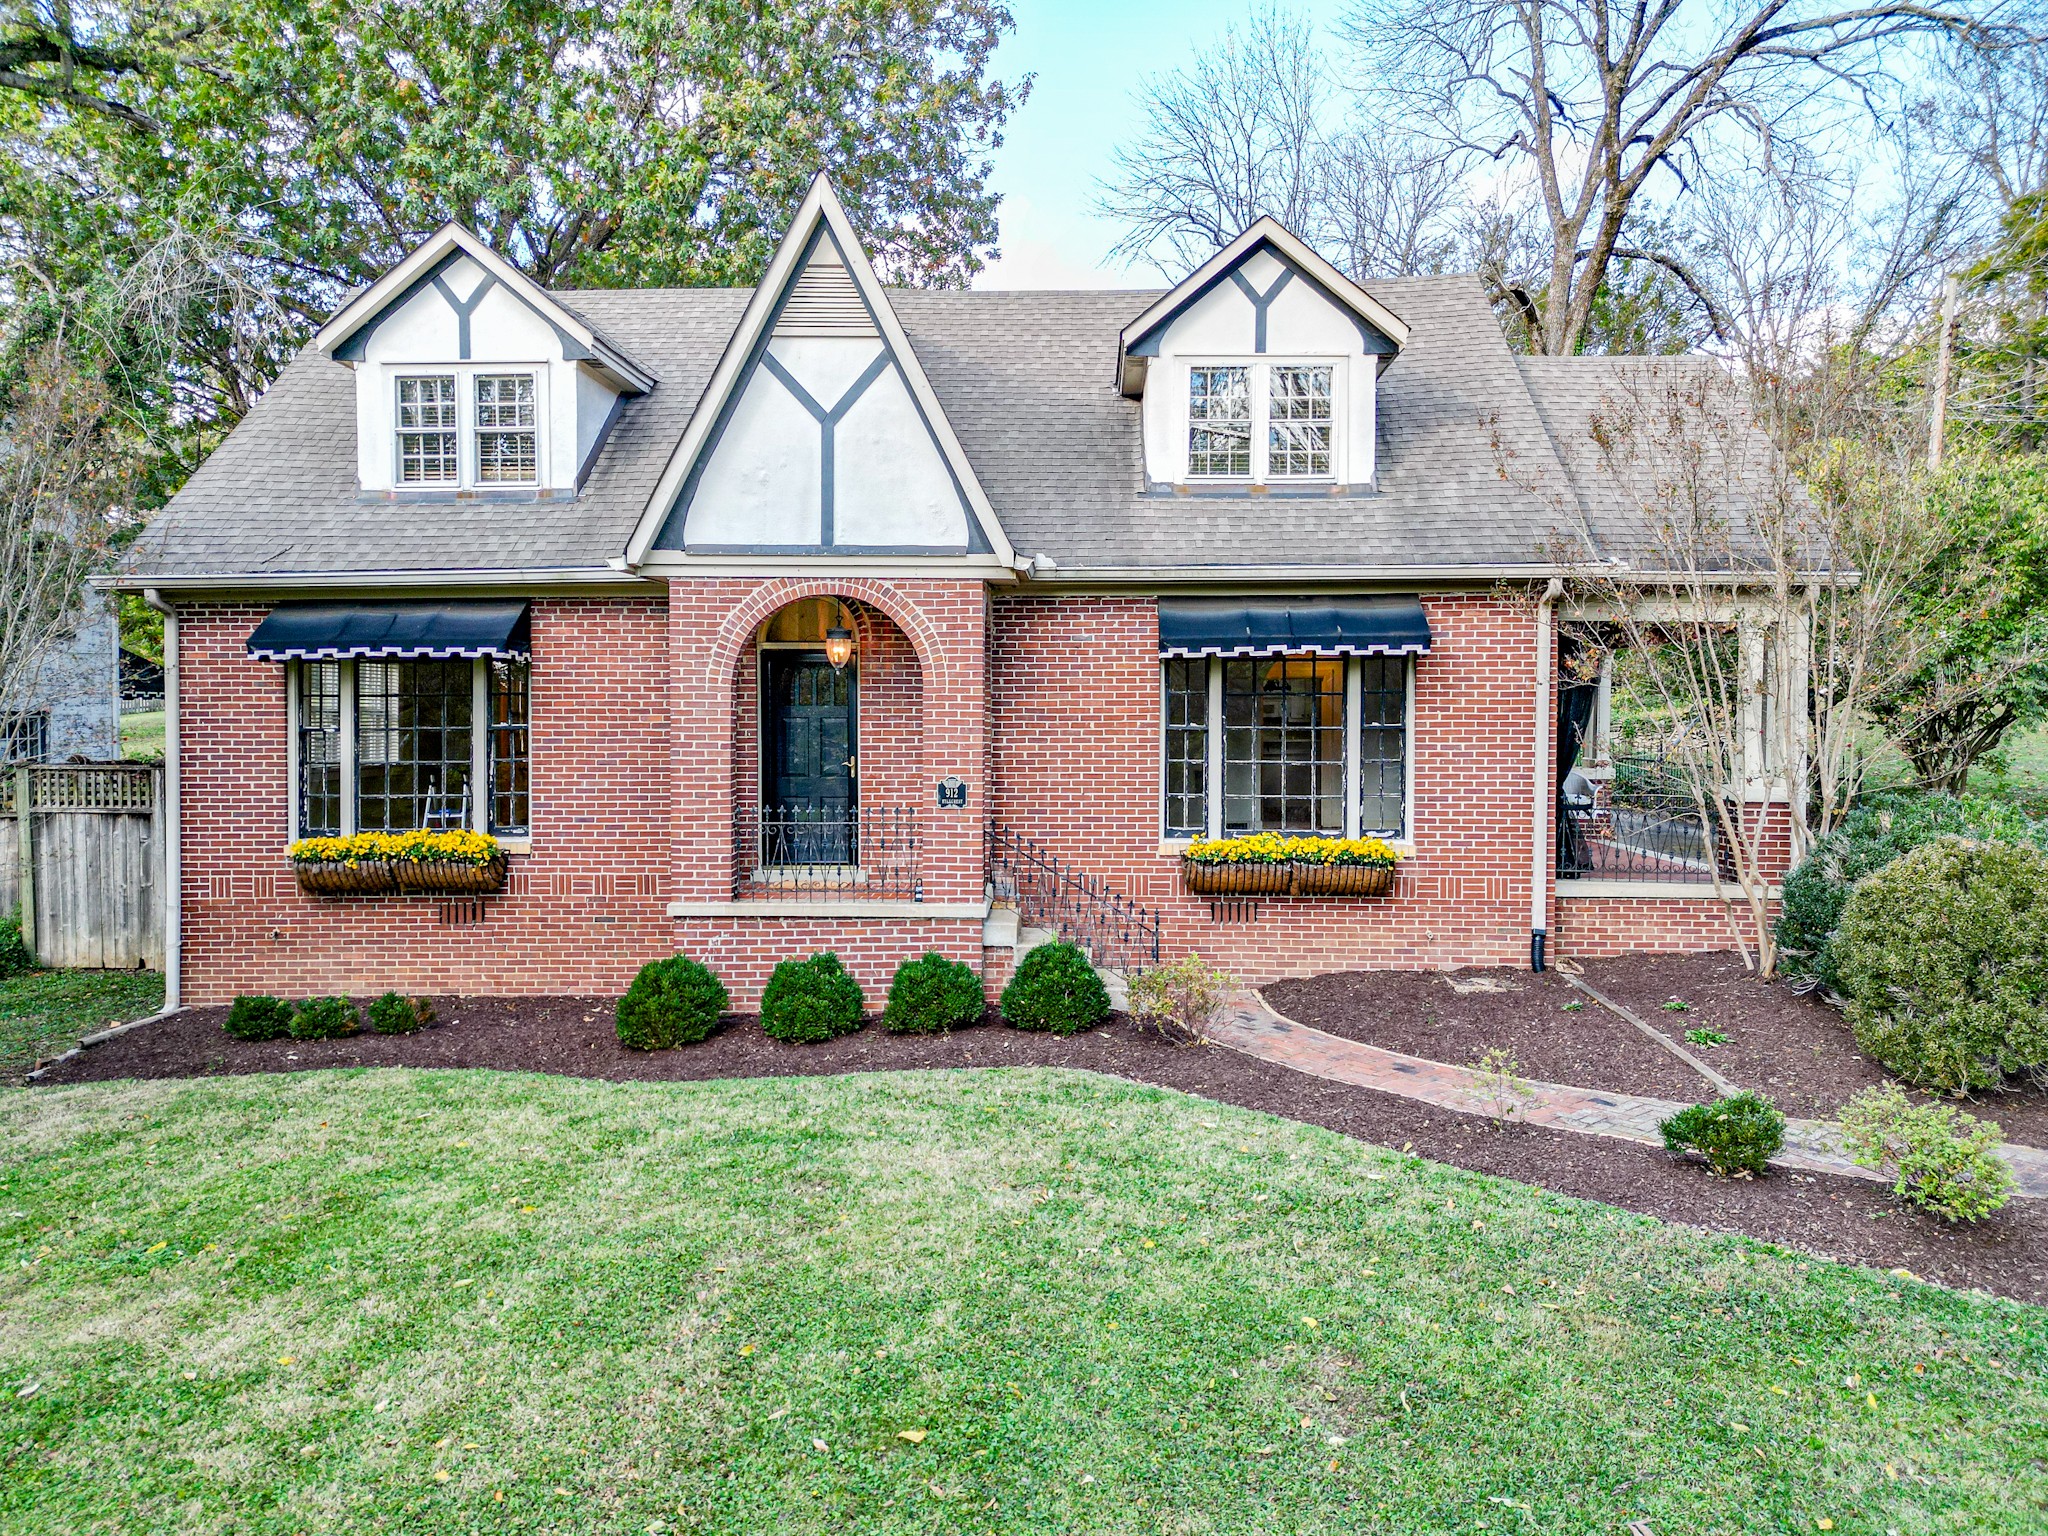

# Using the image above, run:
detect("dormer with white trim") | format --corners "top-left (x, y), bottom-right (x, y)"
top-left (625, 174), bottom-right (1013, 570)
top-left (1117, 219), bottom-right (1408, 494)
top-left (312, 225), bottom-right (655, 499)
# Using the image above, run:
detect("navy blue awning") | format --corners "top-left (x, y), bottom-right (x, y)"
top-left (1157, 598), bottom-right (1431, 659)
top-left (247, 601), bottom-right (531, 661)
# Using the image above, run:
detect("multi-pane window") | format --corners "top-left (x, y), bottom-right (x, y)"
top-left (396, 375), bottom-right (459, 484)
top-left (475, 374), bottom-right (538, 483)
top-left (292, 658), bottom-right (528, 838)
top-left (1163, 658), bottom-right (1209, 838)
top-left (1, 710), bottom-right (50, 765)
top-left (297, 662), bottom-right (343, 837)
top-left (1357, 655), bottom-right (1407, 836)
top-left (1268, 366), bottom-right (1332, 477)
top-left (489, 659), bottom-right (530, 835)
top-left (1223, 657), bottom-right (1346, 835)
top-left (1188, 366), bottom-right (1252, 477)
top-left (1163, 654), bottom-right (1408, 840)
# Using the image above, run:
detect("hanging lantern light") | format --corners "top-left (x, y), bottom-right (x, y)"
top-left (824, 605), bottom-right (855, 672)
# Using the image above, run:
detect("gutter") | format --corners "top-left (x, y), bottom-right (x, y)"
top-left (1531, 577), bottom-right (1564, 972)
top-left (99, 566), bottom-right (662, 595)
top-left (142, 588), bottom-right (180, 1013)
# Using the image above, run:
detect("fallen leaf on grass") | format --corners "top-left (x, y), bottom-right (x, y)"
top-left (897, 1429), bottom-right (928, 1444)
top-left (433, 1470), bottom-right (450, 1483)
top-left (811, 1438), bottom-right (829, 1453)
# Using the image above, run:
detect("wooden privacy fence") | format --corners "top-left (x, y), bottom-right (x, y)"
top-left (1, 764), bottom-right (163, 970)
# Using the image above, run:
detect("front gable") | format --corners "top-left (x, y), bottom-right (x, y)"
top-left (626, 175), bottom-right (1012, 567)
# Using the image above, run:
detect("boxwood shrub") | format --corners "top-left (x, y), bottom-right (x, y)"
top-left (224, 994), bottom-right (293, 1041)
top-left (616, 955), bottom-right (729, 1050)
top-left (883, 951), bottom-right (984, 1034)
top-left (760, 952), bottom-right (865, 1044)
top-left (1834, 837), bottom-right (2048, 1093)
top-left (1776, 792), bottom-right (2044, 993)
top-left (1001, 941), bottom-right (1110, 1035)
top-left (289, 995), bottom-right (361, 1040)
top-left (1659, 1092), bottom-right (1785, 1178)
top-left (368, 991), bottom-right (434, 1035)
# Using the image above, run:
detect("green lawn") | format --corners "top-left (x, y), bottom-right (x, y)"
top-left (118, 708), bottom-right (164, 762)
top-left (3, 1068), bottom-right (2042, 1535)
top-left (0, 968), bottom-right (162, 1080)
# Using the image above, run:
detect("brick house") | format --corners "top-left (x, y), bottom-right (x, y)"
top-left (119, 176), bottom-right (1784, 1009)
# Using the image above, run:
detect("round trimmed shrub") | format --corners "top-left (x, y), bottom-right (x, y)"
top-left (1776, 792), bottom-right (2044, 993)
top-left (224, 994), bottom-right (293, 1041)
top-left (883, 951), bottom-right (985, 1034)
top-left (368, 991), bottom-right (434, 1035)
top-left (616, 954), bottom-right (729, 1050)
top-left (1000, 941), bottom-right (1110, 1035)
top-left (1658, 1092), bottom-right (1785, 1178)
top-left (1834, 837), bottom-right (2048, 1094)
top-left (288, 995), bottom-right (361, 1040)
top-left (760, 952), bottom-right (865, 1044)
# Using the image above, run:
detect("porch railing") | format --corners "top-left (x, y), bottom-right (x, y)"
top-left (987, 824), bottom-right (1161, 974)
top-left (733, 805), bottom-right (921, 901)
top-left (1557, 752), bottom-right (1724, 884)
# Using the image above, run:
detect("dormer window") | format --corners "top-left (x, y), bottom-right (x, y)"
top-left (1186, 361), bottom-right (1336, 482)
top-left (391, 369), bottom-right (541, 490)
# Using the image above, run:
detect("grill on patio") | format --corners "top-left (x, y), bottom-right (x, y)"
top-left (733, 805), bottom-right (921, 900)
top-left (1557, 754), bottom-right (1729, 884)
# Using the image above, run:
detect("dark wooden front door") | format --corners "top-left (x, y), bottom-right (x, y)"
top-left (763, 650), bottom-right (855, 864)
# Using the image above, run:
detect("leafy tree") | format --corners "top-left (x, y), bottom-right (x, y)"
top-left (1, 0), bottom-right (1026, 499)
top-left (1868, 457), bottom-right (2048, 791)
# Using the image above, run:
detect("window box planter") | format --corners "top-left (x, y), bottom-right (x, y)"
top-left (290, 832), bottom-right (507, 899)
top-left (1181, 835), bottom-right (1402, 899)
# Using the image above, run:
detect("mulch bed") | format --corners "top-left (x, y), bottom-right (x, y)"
top-left (1267, 951), bottom-right (2048, 1144)
top-left (35, 993), bottom-right (2048, 1306)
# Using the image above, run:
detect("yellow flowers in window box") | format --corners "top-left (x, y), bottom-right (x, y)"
top-left (289, 830), bottom-right (508, 897)
top-left (1181, 834), bottom-right (1402, 897)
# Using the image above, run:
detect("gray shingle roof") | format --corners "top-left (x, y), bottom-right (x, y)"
top-left (127, 273), bottom-right (1664, 581)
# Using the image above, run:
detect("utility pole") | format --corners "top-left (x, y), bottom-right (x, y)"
top-left (1928, 273), bottom-right (1960, 469)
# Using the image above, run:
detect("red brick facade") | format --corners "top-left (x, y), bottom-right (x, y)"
top-left (172, 581), bottom-right (1778, 1006)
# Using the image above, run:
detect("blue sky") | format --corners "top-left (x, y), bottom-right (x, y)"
top-left (974, 0), bottom-right (1350, 289)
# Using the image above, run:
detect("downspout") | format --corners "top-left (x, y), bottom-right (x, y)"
top-left (142, 588), bottom-right (179, 1012)
top-left (1531, 577), bottom-right (1564, 973)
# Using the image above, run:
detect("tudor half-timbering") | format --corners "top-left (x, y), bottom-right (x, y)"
top-left (121, 174), bottom-right (1792, 1008)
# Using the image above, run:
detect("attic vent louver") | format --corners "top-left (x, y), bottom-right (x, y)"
top-left (773, 258), bottom-right (875, 337)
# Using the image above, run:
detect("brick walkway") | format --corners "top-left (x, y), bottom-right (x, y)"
top-left (1207, 993), bottom-right (2048, 1198)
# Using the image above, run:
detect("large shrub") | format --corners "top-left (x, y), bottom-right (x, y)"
top-left (883, 952), bottom-right (984, 1035)
top-left (1658, 1092), bottom-right (1785, 1178)
top-left (616, 955), bottom-right (729, 1050)
top-left (368, 991), bottom-right (434, 1035)
top-left (288, 995), bottom-right (361, 1040)
top-left (1776, 792), bottom-right (2044, 993)
top-left (760, 952), bottom-right (865, 1044)
top-left (0, 908), bottom-right (32, 979)
top-left (1838, 1084), bottom-right (2016, 1223)
top-left (1000, 941), bottom-right (1110, 1035)
top-left (1834, 838), bottom-right (2048, 1094)
top-left (224, 994), bottom-right (293, 1041)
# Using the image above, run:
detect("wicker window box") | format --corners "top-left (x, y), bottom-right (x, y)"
top-left (1180, 857), bottom-right (1396, 898)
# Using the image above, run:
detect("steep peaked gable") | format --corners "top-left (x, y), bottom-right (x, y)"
top-left (624, 174), bottom-right (1013, 567)
top-left (1116, 218), bottom-right (1410, 396)
top-left (312, 224), bottom-right (656, 395)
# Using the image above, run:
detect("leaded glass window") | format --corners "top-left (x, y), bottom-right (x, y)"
top-left (1188, 366), bottom-right (1251, 477)
top-left (355, 660), bottom-right (474, 832)
top-left (1162, 657), bottom-right (1208, 837)
top-left (1358, 655), bottom-right (1406, 835)
top-left (489, 658), bottom-right (530, 835)
top-left (1269, 365), bottom-right (1332, 477)
top-left (1222, 657), bottom-right (1346, 835)
top-left (396, 375), bottom-right (459, 483)
top-left (475, 374), bottom-right (538, 483)
top-left (297, 662), bottom-right (343, 837)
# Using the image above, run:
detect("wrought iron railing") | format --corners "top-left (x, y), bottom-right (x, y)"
top-left (987, 824), bottom-right (1161, 974)
top-left (733, 805), bottom-right (921, 901)
top-left (1558, 753), bottom-right (1723, 884)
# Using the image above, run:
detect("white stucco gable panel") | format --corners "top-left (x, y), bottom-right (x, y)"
top-left (832, 372), bottom-right (971, 548)
top-left (682, 364), bottom-right (825, 547)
